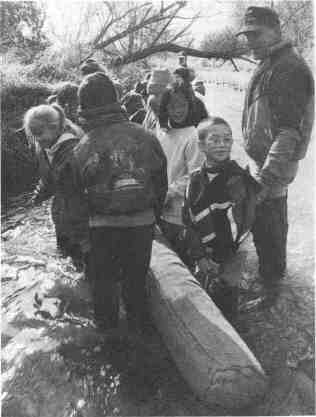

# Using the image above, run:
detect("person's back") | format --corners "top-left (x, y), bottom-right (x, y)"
top-left (72, 72), bottom-right (168, 332)
top-left (75, 120), bottom-right (168, 227)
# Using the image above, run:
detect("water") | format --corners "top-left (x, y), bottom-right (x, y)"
top-left (2, 84), bottom-right (314, 416)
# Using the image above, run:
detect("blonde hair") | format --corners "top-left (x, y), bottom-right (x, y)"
top-left (23, 104), bottom-right (66, 139)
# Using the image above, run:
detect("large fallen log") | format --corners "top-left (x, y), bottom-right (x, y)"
top-left (148, 239), bottom-right (268, 411)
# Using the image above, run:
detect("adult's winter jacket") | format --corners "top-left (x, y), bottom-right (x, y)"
top-left (242, 41), bottom-right (314, 198)
top-left (72, 110), bottom-right (168, 228)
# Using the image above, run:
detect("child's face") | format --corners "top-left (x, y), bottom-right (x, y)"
top-left (34, 112), bottom-right (61, 149)
top-left (199, 124), bottom-right (233, 163)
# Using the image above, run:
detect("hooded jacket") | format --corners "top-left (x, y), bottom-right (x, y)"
top-left (242, 41), bottom-right (314, 198)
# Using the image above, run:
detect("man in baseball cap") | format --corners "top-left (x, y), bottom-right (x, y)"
top-left (237, 6), bottom-right (314, 308)
top-left (236, 6), bottom-right (281, 60)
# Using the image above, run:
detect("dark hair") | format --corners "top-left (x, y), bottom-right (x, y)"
top-left (56, 82), bottom-right (79, 107)
top-left (198, 117), bottom-right (232, 141)
top-left (80, 59), bottom-right (105, 76)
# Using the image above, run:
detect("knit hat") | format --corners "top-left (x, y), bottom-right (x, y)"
top-left (56, 82), bottom-right (78, 107)
top-left (78, 72), bottom-right (118, 113)
top-left (80, 59), bottom-right (105, 76)
top-left (236, 6), bottom-right (280, 36)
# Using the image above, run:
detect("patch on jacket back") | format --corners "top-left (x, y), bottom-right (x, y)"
top-left (84, 141), bottom-right (155, 215)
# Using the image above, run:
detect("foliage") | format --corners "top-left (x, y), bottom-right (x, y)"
top-left (1, 65), bottom-right (54, 198)
top-left (0, 1), bottom-right (49, 63)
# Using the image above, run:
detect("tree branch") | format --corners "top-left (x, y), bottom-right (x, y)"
top-left (112, 42), bottom-right (251, 66)
top-left (230, 58), bottom-right (239, 72)
top-left (94, 1), bottom-right (187, 50)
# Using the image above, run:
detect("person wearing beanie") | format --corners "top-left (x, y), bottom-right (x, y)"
top-left (237, 6), bottom-right (314, 307)
top-left (23, 103), bottom-right (88, 268)
top-left (55, 82), bottom-right (81, 124)
top-left (79, 58), bottom-right (105, 76)
top-left (69, 71), bottom-right (168, 333)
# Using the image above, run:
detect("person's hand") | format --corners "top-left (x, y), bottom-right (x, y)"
top-left (197, 257), bottom-right (220, 277)
top-left (197, 257), bottom-right (220, 290)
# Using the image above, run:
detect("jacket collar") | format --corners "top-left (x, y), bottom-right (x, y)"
top-left (265, 39), bottom-right (292, 62)
top-left (78, 104), bottom-right (128, 131)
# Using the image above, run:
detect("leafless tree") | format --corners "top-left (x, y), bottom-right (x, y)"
top-left (81, 0), bottom-right (255, 67)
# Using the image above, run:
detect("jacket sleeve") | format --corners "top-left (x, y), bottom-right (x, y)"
top-left (182, 178), bottom-right (206, 261)
top-left (158, 90), bottom-right (171, 129)
top-left (52, 138), bottom-right (80, 193)
top-left (149, 134), bottom-right (168, 220)
top-left (32, 150), bottom-right (55, 204)
top-left (168, 134), bottom-right (204, 199)
top-left (260, 64), bottom-right (314, 187)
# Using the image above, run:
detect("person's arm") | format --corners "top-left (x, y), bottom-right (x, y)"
top-left (31, 150), bottom-right (55, 204)
top-left (259, 64), bottom-right (313, 189)
top-left (149, 134), bottom-right (168, 221)
top-left (158, 90), bottom-right (171, 130)
top-left (167, 133), bottom-right (204, 201)
top-left (182, 180), bottom-right (206, 261)
top-left (183, 187), bottom-right (220, 280)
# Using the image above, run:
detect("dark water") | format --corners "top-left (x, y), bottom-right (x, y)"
top-left (2, 195), bottom-right (219, 416)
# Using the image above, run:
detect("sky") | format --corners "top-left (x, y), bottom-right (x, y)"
top-left (44, 0), bottom-right (237, 46)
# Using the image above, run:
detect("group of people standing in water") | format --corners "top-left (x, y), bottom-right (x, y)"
top-left (22, 6), bottom-right (314, 334)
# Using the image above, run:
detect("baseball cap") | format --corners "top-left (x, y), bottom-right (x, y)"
top-left (236, 6), bottom-right (280, 36)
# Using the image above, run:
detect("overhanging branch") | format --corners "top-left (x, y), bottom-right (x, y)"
top-left (111, 42), bottom-right (254, 66)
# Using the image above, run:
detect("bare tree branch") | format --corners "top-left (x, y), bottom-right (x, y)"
top-left (93, 1), bottom-right (187, 50)
top-left (168, 12), bottom-right (200, 43)
top-left (280, 2), bottom-right (308, 29)
top-left (112, 42), bottom-right (254, 66)
top-left (92, 2), bottom-right (152, 47)
top-left (230, 58), bottom-right (239, 72)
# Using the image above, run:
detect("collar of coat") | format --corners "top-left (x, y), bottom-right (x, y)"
top-left (78, 104), bottom-right (128, 131)
top-left (261, 39), bottom-right (292, 64)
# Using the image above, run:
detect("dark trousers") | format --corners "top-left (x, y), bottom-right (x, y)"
top-left (88, 225), bottom-right (154, 330)
top-left (252, 195), bottom-right (288, 284)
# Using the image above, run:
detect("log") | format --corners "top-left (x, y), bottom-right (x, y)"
top-left (147, 239), bottom-right (268, 411)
